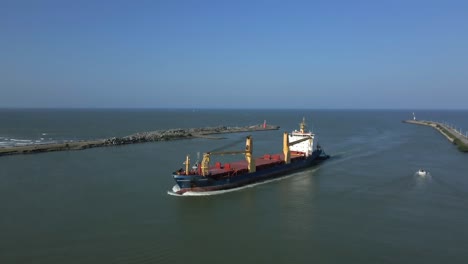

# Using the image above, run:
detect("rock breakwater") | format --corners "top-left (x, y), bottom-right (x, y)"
top-left (0, 124), bottom-right (279, 157)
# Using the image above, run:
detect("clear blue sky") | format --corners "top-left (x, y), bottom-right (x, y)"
top-left (1, 0), bottom-right (467, 109)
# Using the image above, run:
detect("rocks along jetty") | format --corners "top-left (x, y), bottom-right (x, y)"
top-left (403, 119), bottom-right (468, 152)
top-left (0, 124), bottom-right (280, 157)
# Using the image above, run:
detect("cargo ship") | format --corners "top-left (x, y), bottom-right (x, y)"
top-left (170, 118), bottom-right (329, 195)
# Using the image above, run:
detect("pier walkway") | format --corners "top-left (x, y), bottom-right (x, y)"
top-left (404, 120), bottom-right (468, 152)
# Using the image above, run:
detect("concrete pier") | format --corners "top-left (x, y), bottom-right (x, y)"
top-left (0, 124), bottom-right (280, 157)
top-left (403, 120), bottom-right (468, 152)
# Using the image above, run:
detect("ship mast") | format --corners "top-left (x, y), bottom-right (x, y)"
top-left (200, 136), bottom-right (255, 176)
top-left (245, 136), bottom-right (255, 173)
top-left (300, 117), bottom-right (306, 133)
top-left (185, 155), bottom-right (190, 175)
top-left (283, 132), bottom-right (291, 164)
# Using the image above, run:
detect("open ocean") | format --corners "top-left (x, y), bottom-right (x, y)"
top-left (1, 109), bottom-right (468, 264)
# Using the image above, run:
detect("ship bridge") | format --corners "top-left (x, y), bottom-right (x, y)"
top-left (288, 117), bottom-right (314, 156)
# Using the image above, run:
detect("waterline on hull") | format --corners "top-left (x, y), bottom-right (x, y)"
top-left (167, 167), bottom-right (320, 197)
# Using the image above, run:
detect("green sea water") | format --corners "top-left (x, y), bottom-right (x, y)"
top-left (1, 109), bottom-right (468, 263)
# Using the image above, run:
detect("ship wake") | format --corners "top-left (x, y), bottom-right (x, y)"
top-left (167, 168), bottom-right (320, 197)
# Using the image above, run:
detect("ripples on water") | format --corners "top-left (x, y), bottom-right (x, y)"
top-left (1, 109), bottom-right (468, 264)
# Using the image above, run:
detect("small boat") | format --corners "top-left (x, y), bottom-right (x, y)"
top-left (170, 118), bottom-right (330, 195)
top-left (417, 169), bottom-right (427, 176)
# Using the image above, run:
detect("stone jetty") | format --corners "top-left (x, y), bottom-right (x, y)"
top-left (0, 124), bottom-right (280, 157)
top-left (403, 119), bottom-right (468, 152)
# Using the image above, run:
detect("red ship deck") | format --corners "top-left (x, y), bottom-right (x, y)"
top-left (207, 152), bottom-right (306, 176)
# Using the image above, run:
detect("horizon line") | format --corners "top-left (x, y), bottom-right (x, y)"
top-left (1, 107), bottom-right (468, 111)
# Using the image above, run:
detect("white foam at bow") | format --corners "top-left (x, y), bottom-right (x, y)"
top-left (167, 168), bottom-right (319, 197)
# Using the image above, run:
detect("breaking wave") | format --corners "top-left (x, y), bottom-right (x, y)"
top-left (0, 136), bottom-right (68, 148)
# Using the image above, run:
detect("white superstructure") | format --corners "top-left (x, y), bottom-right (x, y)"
top-left (289, 117), bottom-right (315, 157)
